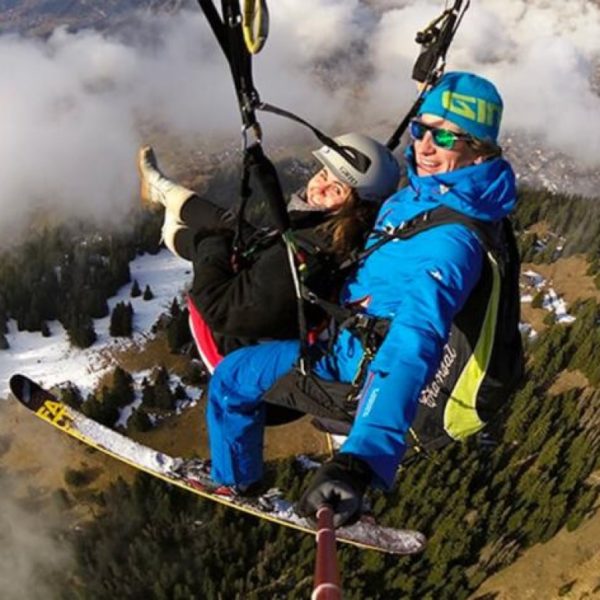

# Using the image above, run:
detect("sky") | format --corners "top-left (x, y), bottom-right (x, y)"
top-left (0, 0), bottom-right (599, 240)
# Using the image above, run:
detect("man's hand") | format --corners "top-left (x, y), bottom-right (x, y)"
top-left (296, 453), bottom-right (372, 528)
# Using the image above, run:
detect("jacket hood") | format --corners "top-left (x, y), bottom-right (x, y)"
top-left (404, 146), bottom-right (517, 222)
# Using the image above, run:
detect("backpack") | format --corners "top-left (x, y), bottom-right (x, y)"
top-left (405, 208), bottom-right (524, 452)
top-left (264, 206), bottom-right (524, 453)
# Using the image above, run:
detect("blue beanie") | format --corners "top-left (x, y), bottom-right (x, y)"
top-left (417, 72), bottom-right (503, 143)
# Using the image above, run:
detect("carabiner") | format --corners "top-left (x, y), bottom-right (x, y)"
top-left (241, 121), bottom-right (263, 151)
top-left (242, 0), bottom-right (269, 54)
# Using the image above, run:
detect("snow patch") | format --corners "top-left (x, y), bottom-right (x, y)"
top-left (522, 269), bottom-right (546, 289)
top-left (1, 249), bottom-right (191, 399)
top-left (520, 269), bottom-right (576, 326)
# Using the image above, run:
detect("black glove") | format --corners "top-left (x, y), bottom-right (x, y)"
top-left (296, 453), bottom-right (372, 528)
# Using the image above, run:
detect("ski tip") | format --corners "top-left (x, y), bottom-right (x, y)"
top-left (9, 374), bottom-right (37, 406)
top-left (9, 374), bottom-right (26, 397)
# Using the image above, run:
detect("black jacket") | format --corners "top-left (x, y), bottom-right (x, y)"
top-left (189, 209), bottom-right (352, 355)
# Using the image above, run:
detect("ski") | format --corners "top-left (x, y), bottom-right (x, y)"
top-left (8, 374), bottom-right (426, 555)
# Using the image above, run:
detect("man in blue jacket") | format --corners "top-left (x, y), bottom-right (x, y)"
top-left (205, 71), bottom-right (517, 526)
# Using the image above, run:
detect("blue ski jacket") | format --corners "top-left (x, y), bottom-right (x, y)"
top-left (321, 148), bottom-right (517, 487)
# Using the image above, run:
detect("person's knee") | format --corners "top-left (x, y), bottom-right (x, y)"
top-left (210, 342), bottom-right (301, 409)
top-left (210, 380), bottom-right (260, 413)
top-left (209, 362), bottom-right (259, 412)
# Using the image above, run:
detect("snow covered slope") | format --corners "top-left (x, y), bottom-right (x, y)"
top-left (0, 249), bottom-right (191, 399)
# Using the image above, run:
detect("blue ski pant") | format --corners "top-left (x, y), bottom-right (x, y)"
top-left (207, 340), bottom-right (302, 486)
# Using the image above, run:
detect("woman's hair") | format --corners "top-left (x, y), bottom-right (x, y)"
top-left (317, 190), bottom-right (380, 258)
top-left (469, 137), bottom-right (503, 160)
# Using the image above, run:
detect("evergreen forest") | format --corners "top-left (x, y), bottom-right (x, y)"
top-left (3, 185), bottom-right (600, 598)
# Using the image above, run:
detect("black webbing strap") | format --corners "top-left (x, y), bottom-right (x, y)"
top-left (232, 155), bottom-right (253, 259)
top-left (386, 0), bottom-right (470, 151)
top-left (221, 0), bottom-right (260, 129)
top-left (196, 1), bottom-right (291, 254)
top-left (257, 102), bottom-right (371, 174)
top-left (412, 0), bottom-right (468, 84)
top-left (302, 205), bottom-right (502, 354)
top-left (197, 0), bottom-right (229, 56)
top-left (197, 0), bottom-right (259, 129)
top-left (337, 205), bottom-right (500, 276)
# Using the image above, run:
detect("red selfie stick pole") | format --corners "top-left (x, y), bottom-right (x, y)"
top-left (312, 504), bottom-right (342, 600)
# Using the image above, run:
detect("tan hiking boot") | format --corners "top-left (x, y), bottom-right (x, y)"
top-left (137, 145), bottom-right (194, 211)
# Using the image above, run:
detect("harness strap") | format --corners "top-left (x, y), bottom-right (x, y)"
top-left (257, 102), bottom-right (371, 174)
top-left (197, 1), bottom-right (259, 129)
top-left (298, 206), bottom-right (504, 405)
top-left (412, 0), bottom-right (468, 83)
top-left (231, 153), bottom-right (253, 262)
top-left (336, 211), bottom-right (434, 274)
top-left (197, 0), bottom-right (230, 56)
top-left (196, 1), bottom-right (261, 262)
top-left (223, 0), bottom-right (260, 129)
top-left (386, 0), bottom-right (470, 151)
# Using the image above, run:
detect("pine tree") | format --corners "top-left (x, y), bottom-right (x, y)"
top-left (61, 384), bottom-right (82, 408)
top-left (141, 377), bottom-right (156, 408)
top-left (170, 297), bottom-right (180, 318)
top-left (167, 307), bottom-right (191, 353)
top-left (112, 366), bottom-right (135, 407)
top-left (174, 383), bottom-right (187, 401)
top-left (82, 288), bottom-right (109, 319)
top-left (153, 367), bottom-right (174, 410)
top-left (131, 279), bottom-right (141, 298)
top-left (127, 408), bottom-right (152, 433)
top-left (110, 302), bottom-right (133, 337)
top-left (531, 290), bottom-right (544, 309)
top-left (67, 313), bottom-right (97, 349)
top-left (81, 393), bottom-right (118, 427)
top-left (23, 303), bottom-right (43, 332)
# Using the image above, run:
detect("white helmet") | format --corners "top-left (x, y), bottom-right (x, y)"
top-left (312, 133), bottom-right (401, 202)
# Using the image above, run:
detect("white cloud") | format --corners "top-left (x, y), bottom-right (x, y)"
top-left (0, 0), bottom-right (599, 239)
top-left (0, 483), bottom-right (73, 600)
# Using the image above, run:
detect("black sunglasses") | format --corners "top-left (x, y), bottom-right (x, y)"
top-left (409, 119), bottom-right (473, 150)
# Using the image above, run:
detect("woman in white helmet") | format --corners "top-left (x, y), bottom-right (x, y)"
top-left (137, 134), bottom-right (400, 374)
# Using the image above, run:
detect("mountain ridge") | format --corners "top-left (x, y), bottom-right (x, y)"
top-left (0, 0), bottom-right (190, 36)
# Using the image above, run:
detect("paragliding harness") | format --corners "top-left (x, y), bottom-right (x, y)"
top-left (193, 0), bottom-right (522, 452)
top-left (263, 206), bottom-right (524, 455)
top-left (196, 0), bottom-right (378, 367)
top-left (194, 0), bottom-right (472, 372)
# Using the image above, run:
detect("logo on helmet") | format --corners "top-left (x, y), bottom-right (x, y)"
top-left (338, 165), bottom-right (358, 187)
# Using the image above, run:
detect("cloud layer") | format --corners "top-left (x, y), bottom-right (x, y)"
top-left (0, 0), bottom-right (599, 238)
